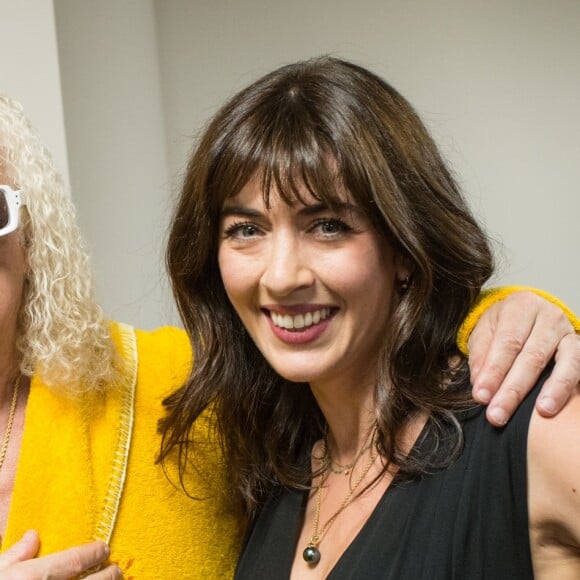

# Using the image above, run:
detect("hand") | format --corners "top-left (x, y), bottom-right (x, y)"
top-left (0, 530), bottom-right (122, 579)
top-left (468, 291), bottom-right (580, 426)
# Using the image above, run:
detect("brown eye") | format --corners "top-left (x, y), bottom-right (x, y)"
top-left (312, 218), bottom-right (352, 237)
top-left (320, 220), bottom-right (342, 234)
top-left (224, 221), bottom-right (263, 240)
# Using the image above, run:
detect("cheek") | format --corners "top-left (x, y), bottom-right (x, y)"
top-left (218, 250), bottom-right (233, 292)
top-left (323, 243), bottom-right (395, 295)
top-left (218, 249), bottom-right (256, 309)
top-left (218, 251), bottom-right (239, 304)
top-left (342, 246), bottom-right (398, 319)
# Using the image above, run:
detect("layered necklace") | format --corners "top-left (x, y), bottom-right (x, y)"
top-left (303, 425), bottom-right (378, 566)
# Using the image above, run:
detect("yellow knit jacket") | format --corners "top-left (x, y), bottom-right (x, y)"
top-left (2, 324), bottom-right (241, 579)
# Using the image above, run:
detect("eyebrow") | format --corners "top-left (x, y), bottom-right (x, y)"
top-left (221, 201), bottom-right (360, 218)
top-left (298, 202), bottom-right (359, 216)
top-left (220, 206), bottom-right (262, 218)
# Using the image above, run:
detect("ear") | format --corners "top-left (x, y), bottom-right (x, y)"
top-left (394, 253), bottom-right (413, 293)
top-left (18, 230), bottom-right (31, 276)
top-left (23, 254), bottom-right (30, 277)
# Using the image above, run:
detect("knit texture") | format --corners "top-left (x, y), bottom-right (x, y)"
top-left (2, 324), bottom-right (242, 579)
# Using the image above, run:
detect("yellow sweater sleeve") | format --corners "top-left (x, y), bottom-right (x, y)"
top-left (457, 286), bottom-right (580, 356)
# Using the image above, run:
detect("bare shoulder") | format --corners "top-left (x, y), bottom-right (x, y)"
top-left (528, 391), bottom-right (580, 579)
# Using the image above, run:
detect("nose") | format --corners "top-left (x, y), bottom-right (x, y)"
top-left (260, 232), bottom-right (315, 296)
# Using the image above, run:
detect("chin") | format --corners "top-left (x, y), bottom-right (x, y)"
top-left (269, 364), bottom-right (318, 385)
top-left (261, 349), bottom-right (331, 384)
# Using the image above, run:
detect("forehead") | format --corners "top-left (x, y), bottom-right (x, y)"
top-left (0, 161), bottom-right (16, 190)
top-left (223, 171), bottom-right (351, 211)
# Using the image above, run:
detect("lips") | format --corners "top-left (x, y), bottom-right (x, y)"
top-left (269, 307), bottom-right (333, 331)
top-left (263, 306), bottom-right (336, 345)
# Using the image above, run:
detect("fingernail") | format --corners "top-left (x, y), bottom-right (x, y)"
top-left (538, 396), bottom-right (557, 414)
top-left (475, 388), bottom-right (491, 404)
top-left (488, 407), bottom-right (508, 426)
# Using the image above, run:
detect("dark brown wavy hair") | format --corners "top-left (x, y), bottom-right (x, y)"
top-left (160, 56), bottom-right (493, 516)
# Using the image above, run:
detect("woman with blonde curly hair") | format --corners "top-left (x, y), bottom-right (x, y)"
top-left (0, 94), bottom-right (241, 579)
top-left (5, 102), bottom-right (116, 391)
top-left (0, 89), bottom-right (577, 579)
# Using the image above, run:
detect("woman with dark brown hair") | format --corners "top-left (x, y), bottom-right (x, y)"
top-left (163, 57), bottom-right (580, 578)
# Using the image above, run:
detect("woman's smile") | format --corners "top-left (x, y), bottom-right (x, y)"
top-left (267, 306), bottom-right (334, 331)
top-left (263, 305), bottom-right (337, 344)
top-left (218, 176), bottom-right (405, 388)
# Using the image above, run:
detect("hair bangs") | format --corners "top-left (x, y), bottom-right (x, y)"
top-left (209, 86), bottom-right (352, 212)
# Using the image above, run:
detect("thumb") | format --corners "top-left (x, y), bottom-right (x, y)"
top-left (0, 530), bottom-right (40, 565)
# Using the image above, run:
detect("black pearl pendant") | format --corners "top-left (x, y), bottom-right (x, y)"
top-left (303, 545), bottom-right (321, 565)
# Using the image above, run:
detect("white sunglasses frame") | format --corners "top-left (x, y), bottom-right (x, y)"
top-left (0, 185), bottom-right (27, 237)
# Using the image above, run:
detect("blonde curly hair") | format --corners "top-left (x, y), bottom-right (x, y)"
top-left (0, 93), bottom-right (119, 391)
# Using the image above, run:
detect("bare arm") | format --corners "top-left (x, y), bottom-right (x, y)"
top-left (528, 392), bottom-right (580, 579)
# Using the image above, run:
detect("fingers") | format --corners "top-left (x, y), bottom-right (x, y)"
top-left (85, 563), bottom-right (124, 579)
top-left (35, 541), bottom-right (111, 578)
top-left (468, 291), bottom-right (578, 426)
top-left (466, 317), bottom-right (496, 391)
top-left (480, 319), bottom-right (563, 425)
top-left (0, 534), bottom-right (115, 580)
top-left (0, 530), bottom-right (41, 565)
top-left (535, 333), bottom-right (580, 416)
top-left (469, 294), bottom-right (537, 405)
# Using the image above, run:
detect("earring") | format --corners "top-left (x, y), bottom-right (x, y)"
top-left (399, 275), bottom-right (410, 292)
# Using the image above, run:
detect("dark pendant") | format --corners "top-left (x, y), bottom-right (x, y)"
top-left (303, 545), bottom-right (321, 565)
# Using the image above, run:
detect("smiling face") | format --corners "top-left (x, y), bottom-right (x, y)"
top-left (218, 176), bottom-right (407, 392)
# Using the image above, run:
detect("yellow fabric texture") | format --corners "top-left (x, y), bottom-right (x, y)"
top-left (2, 324), bottom-right (242, 579)
top-left (457, 286), bottom-right (580, 355)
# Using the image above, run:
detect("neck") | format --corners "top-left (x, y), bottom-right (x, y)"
top-left (310, 378), bottom-right (377, 462)
top-left (310, 375), bottom-right (430, 467)
top-left (0, 339), bottom-right (20, 409)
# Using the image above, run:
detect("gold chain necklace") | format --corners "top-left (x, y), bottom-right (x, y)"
top-left (322, 431), bottom-right (376, 476)
top-left (0, 375), bottom-right (20, 471)
top-left (303, 429), bottom-right (378, 566)
top-left (316, 424), bottom-right (376, 476)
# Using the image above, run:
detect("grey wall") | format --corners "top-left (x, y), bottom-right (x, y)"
top-left (0, 0), bottom-right (69, 182)
top-left (55, 0), bottom-right (579, 327)
top-left (55, 0), bottom-right (175, 327)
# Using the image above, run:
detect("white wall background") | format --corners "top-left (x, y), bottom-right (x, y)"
top-left (7, 0), bottom-right (580, 328)
top-left (54, 0), bottom-right (174, 328)
top-left (0, 0), bottom-right (69, 182)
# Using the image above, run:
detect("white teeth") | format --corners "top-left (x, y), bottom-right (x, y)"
top-left (270, 308), bottom-right (332, 330)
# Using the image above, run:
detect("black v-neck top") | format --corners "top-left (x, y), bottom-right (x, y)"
top-left (235, 376), bottom-right (542, 579)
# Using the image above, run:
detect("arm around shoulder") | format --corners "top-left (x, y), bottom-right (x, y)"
top-left (527, 392), bottom-right (580, 578)
top-left (457, 286), bottom-right (580, 355)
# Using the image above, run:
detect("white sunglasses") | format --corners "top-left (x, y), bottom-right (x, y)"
top-left (0, 185), bottom-right (27, 237)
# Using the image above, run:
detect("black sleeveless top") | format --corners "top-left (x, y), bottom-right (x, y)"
top-left (235, 377), bottom-right (542, 579)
